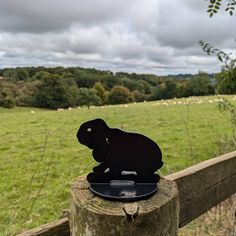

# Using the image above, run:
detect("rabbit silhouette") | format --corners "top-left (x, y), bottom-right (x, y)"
top-left (77, 118), bottom-right (163, 183)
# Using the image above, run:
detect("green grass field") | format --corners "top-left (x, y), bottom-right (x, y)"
top-left (0, 95), bottom-right (235, 235)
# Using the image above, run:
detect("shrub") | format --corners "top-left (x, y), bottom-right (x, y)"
top-left (34, 74), bottom-right (78, 109)
top-left (1, 96), bottom-right (15, 108)
top-left (93, 82), bottom-right (107, 104)
top-left (108, 86), bottom-right (131, 104)
top-left (77, 88), bottom-right (102, 108)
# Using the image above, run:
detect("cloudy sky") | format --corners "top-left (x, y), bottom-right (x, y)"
top-left (0, 0), bottom-right (236, 75)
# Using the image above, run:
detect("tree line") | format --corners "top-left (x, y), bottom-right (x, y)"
top-left (0, 66), bottom-right (216, 109)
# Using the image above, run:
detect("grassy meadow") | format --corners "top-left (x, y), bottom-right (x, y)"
top-left (0, 95), bottom-right (235, 235)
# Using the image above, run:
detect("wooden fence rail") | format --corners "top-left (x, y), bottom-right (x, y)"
top-left (18, 218), bottom-right (69, 236)
top-left (166, 151), bottom-right (236, 227)
top-left (19, 151), bottom-right (236, 236)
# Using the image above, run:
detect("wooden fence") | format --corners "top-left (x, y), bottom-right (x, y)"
top-left (19, 151), bottom-right (236, 236)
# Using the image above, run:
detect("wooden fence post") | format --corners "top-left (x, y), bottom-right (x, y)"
top-left (70, 176), bottom-right (179, 236)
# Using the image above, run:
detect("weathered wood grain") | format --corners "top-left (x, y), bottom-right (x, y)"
top-left (166, 151), bottom-right (236, 227)
top-left (17, 218), bottom-right (70, 236)
top-left (70, 175), bottom-right (179, 236)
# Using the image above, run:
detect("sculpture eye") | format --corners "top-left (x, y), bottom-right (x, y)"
top-left (87, 128), bottom-right (92, 132)
top-left (106, 138), bottom-right (109, 144)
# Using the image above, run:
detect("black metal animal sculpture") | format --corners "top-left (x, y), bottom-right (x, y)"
top-left (77, 118), bottom-right (163, 184)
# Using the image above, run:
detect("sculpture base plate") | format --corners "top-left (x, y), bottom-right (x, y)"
top-left (89, 180), bottom-right (157, 201)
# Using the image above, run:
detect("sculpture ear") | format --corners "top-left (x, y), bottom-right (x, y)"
top-left (77, 121), bottom-right (95, 148)
top-left (92, 120), bottom-right (109, 162)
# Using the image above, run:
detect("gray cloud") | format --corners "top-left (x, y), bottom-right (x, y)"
top-left (0, 0), bottom-right (235, 75)
top-left (0, 0), bottom-right (133, 33)
top-left (156, 0), bottom-right (236, 48)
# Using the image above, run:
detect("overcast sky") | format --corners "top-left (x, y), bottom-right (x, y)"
top-left (0, 0), bottom-right (236, 75)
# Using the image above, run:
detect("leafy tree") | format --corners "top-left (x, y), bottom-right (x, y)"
top-left (74, 70), bottom-right (100, 88)
top-left (34, 74), bottom-right (77, 109)
top-left (93, 82), bottom-right (107, 104)
top-left (216, 68), bottom-right (236, 93)
top-left (100, 75), bottom-right (123, 90)
top-left (0, 88), bottom-right (15, 108)
top-left (131, 90), bottom-right (146, 102)
top-left (152, 80), bottom-right (178, 100)
top-left (68, 85), bottom-right (81, 105)
top-left (33, 71), bottom-right (52, 81)
top-left (0, 66), bottom-right (220, 108)
top-left (183, 74), bottom-right (215, 97)
top-left (139, 80), bottom-right (152, 94)
top-left (108, 86), bottom-right (131, 104)
top-left (3, 69), bottom-right (19, 81)
top-left (16, 68), bottom-right (29, 80)
top-left (1, 96), bottom-right (15, 108)
top-left (77, 88), bottom-right (102, 108)
top-left (121, 77), bottom-right (144, 92)
top-left (2, 68), bottom-right (29, 81)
